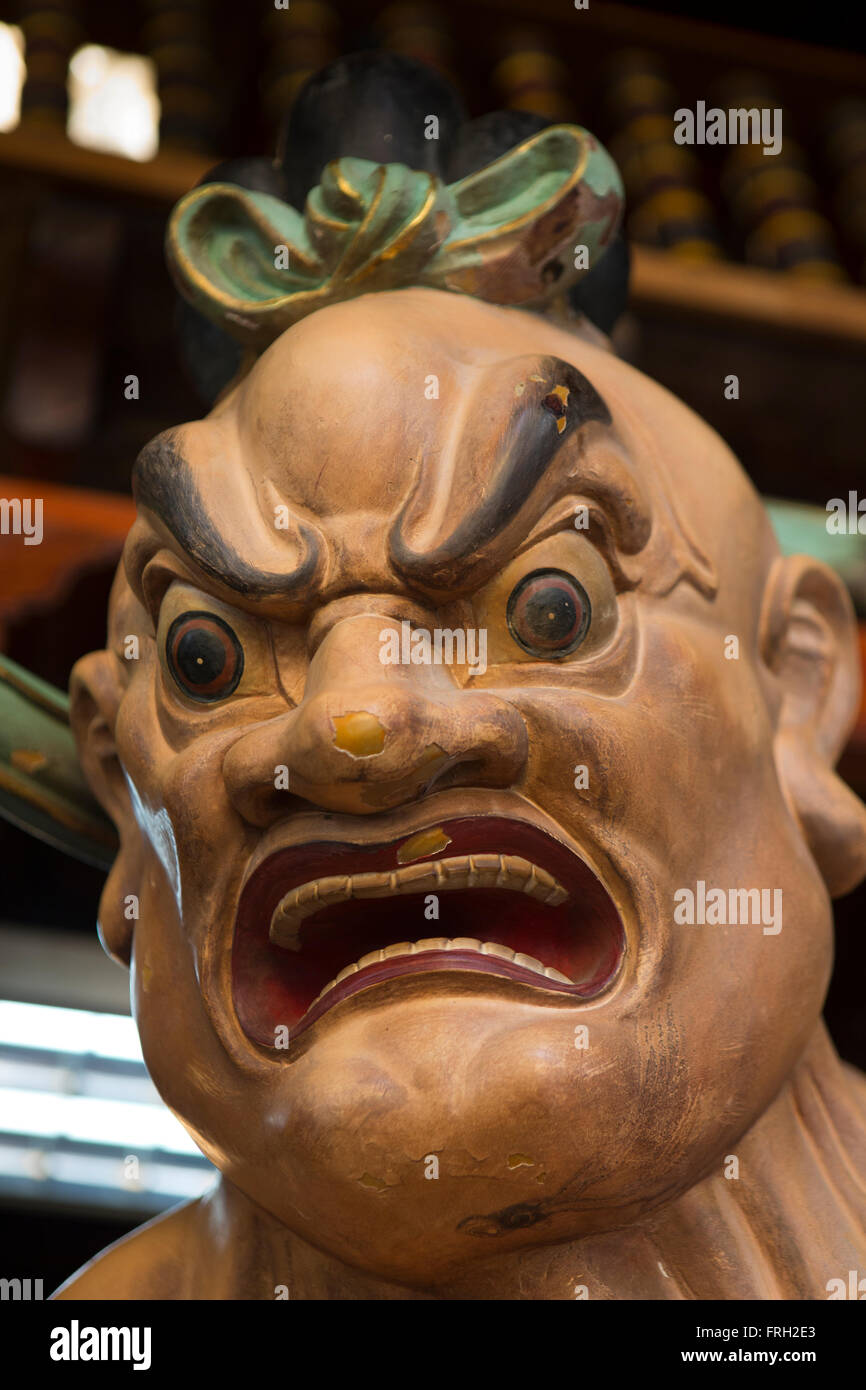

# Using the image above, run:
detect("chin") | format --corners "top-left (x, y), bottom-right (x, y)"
top-left (193, 985), bottom-right (692, 1280)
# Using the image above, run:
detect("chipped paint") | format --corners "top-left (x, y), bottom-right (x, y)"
top-left (332, 711), bottom-right (386, 757)
top-left (397, 825), bottom-right (453, 865)
top-left (507, 1153), bottom-right (535, 1169)
top-left (542, 383), bottom-right (570, 433)
top-left (420, 742), bottom-right (446, 765)
top-left (11, 748), bottom-right (49, 774)
top-left (358, 1172), bottom-right (388, 1192)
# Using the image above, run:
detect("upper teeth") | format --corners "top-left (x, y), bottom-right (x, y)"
top-left (269, 853), bottom-right (569, 951)
top-left (309, 939), bottom-right (574, 1010)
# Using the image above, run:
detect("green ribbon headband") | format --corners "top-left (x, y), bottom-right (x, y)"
top-left (166, 124), bottom-right (624, 349)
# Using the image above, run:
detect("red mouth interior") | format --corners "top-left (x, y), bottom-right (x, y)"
top-left (231, 817), bottom-right (625, 1045)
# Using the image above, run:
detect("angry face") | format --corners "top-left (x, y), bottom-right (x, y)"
top-left (70, 287), bottom-right (866, 1286)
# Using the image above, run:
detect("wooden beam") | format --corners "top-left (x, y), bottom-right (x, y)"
top-left (468, 0), bottom-right (866, 86)
top-left (0, 125), bottom-right (213, 202)
top-left (630, 246), bottom-right (866, 346)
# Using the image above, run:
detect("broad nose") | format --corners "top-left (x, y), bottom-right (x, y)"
top-left (223, 608), bottom-right (527, 821)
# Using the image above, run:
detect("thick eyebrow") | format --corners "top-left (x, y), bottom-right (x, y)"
top-left (389, 356), bottom-right (624, 591)
top-left (132, 432), bottom-right (321, 598)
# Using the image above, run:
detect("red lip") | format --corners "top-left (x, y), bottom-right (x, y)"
top-left (231, 816), bottom-right (625, 1046)
top-left (230, 811), bottom-right (622, 1045)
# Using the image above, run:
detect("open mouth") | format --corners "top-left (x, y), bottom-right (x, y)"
top-left (231, 816), bottom-right (625, 1046)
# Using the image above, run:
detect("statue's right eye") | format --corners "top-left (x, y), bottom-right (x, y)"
top-left (166, 611), bottom-right (244, 702)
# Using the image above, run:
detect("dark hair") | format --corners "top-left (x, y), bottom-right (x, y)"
top-left (175, 52), bottom-right (629, 404)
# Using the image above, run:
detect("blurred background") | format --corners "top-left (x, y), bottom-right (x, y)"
top-left (0, 0), bottom-right (865, 1291)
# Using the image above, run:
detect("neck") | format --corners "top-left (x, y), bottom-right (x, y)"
top-left (195, 1022), bottom-right (866, 1299)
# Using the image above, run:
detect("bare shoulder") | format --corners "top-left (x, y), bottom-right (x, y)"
top-left (52, 1197), bottom-right (208, 1300)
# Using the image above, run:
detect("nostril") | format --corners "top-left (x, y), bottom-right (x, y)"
top-left (332, 710), bottom-right (388, 758)
top-left (425, 758), bottom-right (485, 795)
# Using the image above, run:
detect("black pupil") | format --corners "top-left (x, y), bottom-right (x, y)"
top-left (176, 628), bottom-right (226, 686)
top-left (524, 585), bottom-right (577, 644)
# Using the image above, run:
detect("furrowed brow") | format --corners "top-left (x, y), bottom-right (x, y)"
top-left (389, 356), bottom-right (619, 592)
top-left (132, 432), bottom-right (321, 599)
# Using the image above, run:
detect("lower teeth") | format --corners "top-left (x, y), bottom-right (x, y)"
top-left (311, 939), bottom-right (573, 1006)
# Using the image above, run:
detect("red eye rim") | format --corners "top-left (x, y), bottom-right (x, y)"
top-left (506, 569), bottom-right (592, 659)
top-left (166, 610), bottom-right (244, 702)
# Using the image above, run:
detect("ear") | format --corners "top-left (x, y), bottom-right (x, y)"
top-left (68, 650), bottom-right (140, 966)
top-left (760, 554), bottom-right (866, 898)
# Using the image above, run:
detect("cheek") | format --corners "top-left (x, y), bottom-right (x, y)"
top-left (130, 863), bottom-right (254, 1168)
top-left (130, 867), bottom-right (213, 1099)
top-left (511, 615), bottom-right (783, 870)
top-left (510, 622), bottom-right (833, 1107)
top-left (119, 673), bottom-right (252, 889)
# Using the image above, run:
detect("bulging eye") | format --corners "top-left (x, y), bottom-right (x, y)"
top-left (506, 569), bottom-right (591, 658)
top-left (166, 611), bottom-right (244, 701)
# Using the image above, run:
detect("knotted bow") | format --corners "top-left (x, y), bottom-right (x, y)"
top-left (166, 124), bottom-right (623, 349)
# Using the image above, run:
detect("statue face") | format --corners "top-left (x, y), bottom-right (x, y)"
top-left (73, 287), bottom-right (854, 1284)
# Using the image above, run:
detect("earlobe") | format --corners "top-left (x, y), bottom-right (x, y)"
top-left (68, 651), bottom-right (128, 827)
top-left (69, 650), bottom-right (138, 964)
top-left (760, 554), bottom-right (866, 898)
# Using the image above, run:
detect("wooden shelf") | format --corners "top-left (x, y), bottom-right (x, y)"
top-left (4, 76), bottom-right (866, 360)
top-left (630, 247), bottom-right (866, 347)
top-left (0, 125), bottom-right (212, 203)
top-left (470, 0), bottom-right (866, 88)
top-left (4, 124), bottom-right (866, 349)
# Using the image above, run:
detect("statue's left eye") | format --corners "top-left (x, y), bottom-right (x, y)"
top-left (166, 611), bottom-right (244, 701)
top-left (506, 569), bottom-right (591, 658)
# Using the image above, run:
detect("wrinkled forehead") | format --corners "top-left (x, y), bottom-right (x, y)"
top-left (128, 289), bottom-right (771, 615)
top-left (230, 289), bottom-right (611, 515)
